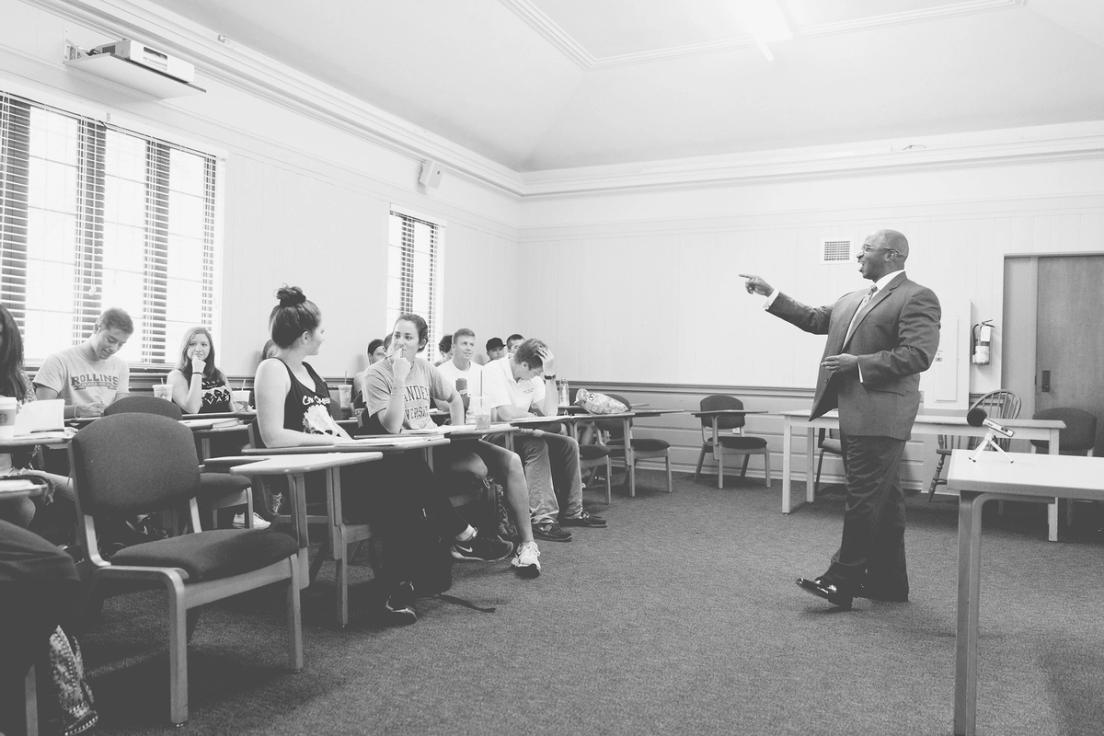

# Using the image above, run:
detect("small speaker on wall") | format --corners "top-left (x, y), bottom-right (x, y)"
top-left (418, 159), bottom-right (443, 189)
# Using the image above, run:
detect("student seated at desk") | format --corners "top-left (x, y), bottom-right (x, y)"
top-left (167, 326), bottom-right (232, 414)
top-left (168, 327), bottom-right (270, 530)
top-left (33, 307), bottom-right (132, 419)
top-left (0, 306), bottom-right (74, 530)
top-left (255, 287), bottom-right (509, 623)
top-left (361, 315), bottom-right (541, 577)
top-left (485, 339), bottom-right (607, 542)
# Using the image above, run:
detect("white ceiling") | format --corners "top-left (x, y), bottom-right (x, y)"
top-left (141, 0), bottom-right (1104, 173)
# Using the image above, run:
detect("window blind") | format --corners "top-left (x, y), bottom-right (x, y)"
top-left (0, 90), bottom-right (218, 364)
top-left (387, 209), bottom-right (442, 361)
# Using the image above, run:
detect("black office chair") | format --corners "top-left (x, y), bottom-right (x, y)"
top-left (694, 395), bottom-right (770, 489)
top-left (105, 396), bottom-right (255, 528)
top-left (69, 413), bottom-right (302, 725)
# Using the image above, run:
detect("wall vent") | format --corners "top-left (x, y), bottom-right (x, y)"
top-left (822, 240), bottom-right (851, 263)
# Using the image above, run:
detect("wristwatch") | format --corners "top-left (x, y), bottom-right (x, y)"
top-left (543, 374), bottom-right (557, 381)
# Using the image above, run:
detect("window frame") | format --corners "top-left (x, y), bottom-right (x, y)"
top-left (0, 86), bottom-right (225, 370)
top-left (386, 204), bottom-right (446, 363)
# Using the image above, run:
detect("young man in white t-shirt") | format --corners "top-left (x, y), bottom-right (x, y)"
top-left (436, 328), bottom-right (485, 408)
top-left (34, 308), bottom-right (133, 418)
top-left (483, 338), bottom-right (606, 542)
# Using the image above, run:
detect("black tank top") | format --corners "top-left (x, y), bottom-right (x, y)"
top-left (278, 359), bottom-right (337, 436)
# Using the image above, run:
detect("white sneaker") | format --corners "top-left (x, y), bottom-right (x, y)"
top-left (511, 541), bottom-right (541, 578)
top-left (232, 512), bottom-right (271, 529)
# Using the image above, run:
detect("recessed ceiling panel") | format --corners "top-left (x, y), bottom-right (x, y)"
top-left (532, 0), bottom-right (747, 58)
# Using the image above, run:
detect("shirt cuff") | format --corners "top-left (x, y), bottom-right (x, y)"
top-left (764, 289), bottom-right (780, 309)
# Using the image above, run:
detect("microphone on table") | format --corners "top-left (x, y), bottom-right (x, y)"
top-left (966, 408), bottom-right (1014, 438)
top-left (966, 408), bottom-right (1014, 463)
top-left (456, 378), bottom-right (469, 410)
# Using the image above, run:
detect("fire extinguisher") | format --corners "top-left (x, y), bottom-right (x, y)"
top-left (971, 320), bottom-right (993, 365)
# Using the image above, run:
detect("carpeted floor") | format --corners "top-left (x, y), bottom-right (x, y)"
top-left (77, 473), bottom-right (1104, 735)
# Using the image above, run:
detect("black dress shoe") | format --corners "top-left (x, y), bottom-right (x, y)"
top-left (796, 576), bottom-right (854, 610)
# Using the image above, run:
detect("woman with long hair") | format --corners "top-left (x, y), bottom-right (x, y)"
top-left (253, 287), bottom-right (507, 624)
top-left (167, 326), bottom-right (231, 414)
top-left (0, 306), bottom-right (73, 526)
top-left (0, 306), bottom-right (98, 735)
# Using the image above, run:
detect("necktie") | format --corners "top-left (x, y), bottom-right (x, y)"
top-left (845, 285), bottom-right (877, 341)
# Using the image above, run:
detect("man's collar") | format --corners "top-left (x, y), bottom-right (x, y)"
top-left (872, 270), bottom-right (905, 291)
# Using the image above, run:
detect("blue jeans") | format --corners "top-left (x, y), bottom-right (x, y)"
top-left (511, 432), bottom-right (584, 525)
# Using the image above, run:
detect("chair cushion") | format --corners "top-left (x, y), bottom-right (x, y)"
top-left (579, 444), bottom-right (611, 459)
top-left (629, 438), bottom-right (670, 452)
top-left (717, 436), bottom-right (768, 450)
top-left (109, 529), bottom-right (297, 582)
top-left (196, 472), bottom-right (252, 499)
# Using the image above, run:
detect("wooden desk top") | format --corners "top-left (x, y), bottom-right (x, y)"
top-left (244, 436), bottom-right (449, 455)
top-left (0, 429), bottom-right (76, 450)
top-left (691, 409), bottom-right (768, 417)
top-left (948, 449), bottom-right (1104, 499)
top-left (229, 452), bottom-right (383, 477)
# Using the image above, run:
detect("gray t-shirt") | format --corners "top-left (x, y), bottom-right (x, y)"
top-left (364, 357), bottom-right (451, 430)
top-left (33, 343), bottom-right (129, 410)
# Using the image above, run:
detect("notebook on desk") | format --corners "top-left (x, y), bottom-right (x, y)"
top-left (14, 399), bottom-right (65, 436)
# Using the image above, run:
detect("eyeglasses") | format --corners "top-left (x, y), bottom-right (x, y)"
top-left (856, 245), bottom-right (899, 259)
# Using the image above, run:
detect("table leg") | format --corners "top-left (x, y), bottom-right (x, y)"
top-left (954, 491), bottom-right (988, 736)
top-left (804, 427), bottom-right (816, 505)
top-left (782, 418), bottom-right (792, 513)
top-left (286, 473), bottom-right (311, 589)
top-left (1047, 428), bottom-right (1061, 542)
top-left (620, 417), bottom-right (636, 498)
top-left (714, 417), bottom-right (723, 489)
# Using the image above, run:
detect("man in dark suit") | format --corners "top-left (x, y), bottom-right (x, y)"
top-left (741, 229), bottom-right (940, 610)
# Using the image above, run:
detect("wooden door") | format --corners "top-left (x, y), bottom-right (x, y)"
top-left (1035, 255), bottom-right (1104, 454)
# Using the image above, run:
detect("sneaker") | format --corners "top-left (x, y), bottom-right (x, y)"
top-left (560, 511), bottom-right (607, 528)
top-left (532, 520), bottom-right (572, 542)
top-left (381, 581), bottom-right (417, 626)
top-left (511, 541), bottom-right (541, 578)
top-left (451, 530), bottom-right (512, 562)
top-left (232, 512), bottom-right (271, 529)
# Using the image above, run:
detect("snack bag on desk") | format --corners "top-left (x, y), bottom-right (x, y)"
top-left (574, 388), bottom-right (628, 415)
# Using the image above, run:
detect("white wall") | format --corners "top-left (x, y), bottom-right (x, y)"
top-left (517, 159), bottom-right (1104, 398)
top-left (6, 0), bottom-right (1104, 402)
top-left (0, 0), bottom-right (522, 378)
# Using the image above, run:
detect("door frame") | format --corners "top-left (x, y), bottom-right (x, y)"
top-left (1002, 252), bottom-right (1104, 424)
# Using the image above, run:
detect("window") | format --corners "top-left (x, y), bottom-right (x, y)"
top-left (386, 207), bottom-right (444, 361)
top-left (0, 91), bottom-right (218, 364)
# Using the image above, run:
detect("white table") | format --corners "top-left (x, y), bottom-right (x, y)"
top-left (778, 410), bottom-right (1066, 539)
top-left (946, 449), bottom-right (1104, 736)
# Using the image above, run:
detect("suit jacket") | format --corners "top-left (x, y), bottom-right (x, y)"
top-left (769, 274), bottom-right (941, 440)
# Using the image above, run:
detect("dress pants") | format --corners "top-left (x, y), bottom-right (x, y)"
top-left (827, 432), bottom-right (908, 590)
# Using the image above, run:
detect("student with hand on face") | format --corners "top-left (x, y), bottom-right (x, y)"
top-left (255, 289), bottom-right (508, 623)
top-left (362, 316), bottom-right (540, 577)
top-left (34, 307), bottom-right (133, 418)
top-left (167, 327), bottom-right (231, 415)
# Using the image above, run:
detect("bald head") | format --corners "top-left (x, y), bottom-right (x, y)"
top-left (876, 229), bottom-right (909, 262)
